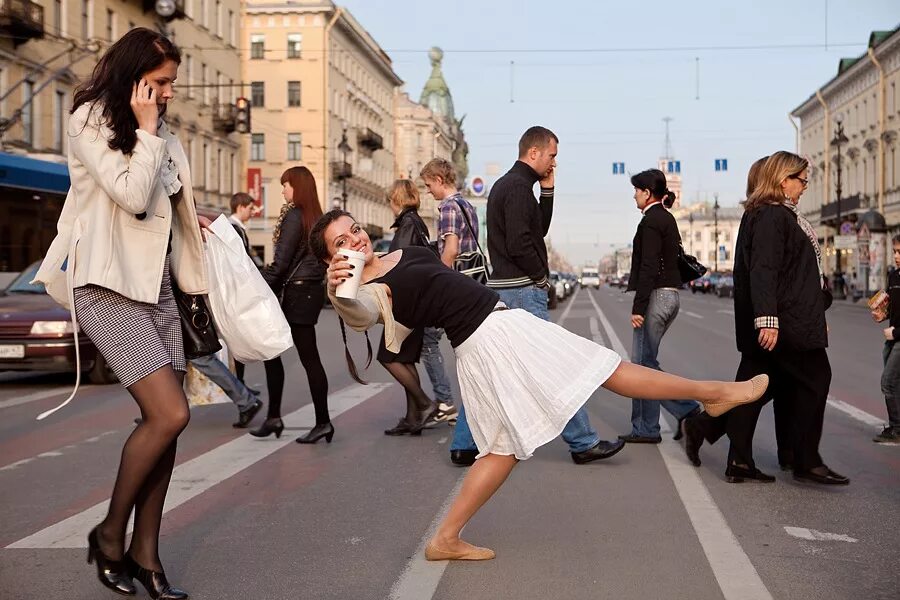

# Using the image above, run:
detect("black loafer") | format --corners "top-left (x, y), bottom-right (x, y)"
top-left (450, 449), bottom-right (478, 466)
top-left (233, 399), bottom-right (263, 428)
top-left (384, 419), bottom-right (422, 436)
top-left (793, 466), bottom-right (850, 485)
top-left (571, 439), bottom-right (625, 464)
top-left (617, 433), bottom-right (662, 444)
top-left (725, 464), bottom-right (775, 483)
top-left (682, 417), bottom-right (704, 467)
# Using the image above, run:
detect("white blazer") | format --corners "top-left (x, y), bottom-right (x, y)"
top-left (32, 102), bottom-right (208, 419)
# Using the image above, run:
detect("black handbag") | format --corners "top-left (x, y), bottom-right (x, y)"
top-left (452, 199), bottom-right (489, 284)
top-left (677, 243), bottom-right (707, 283)
top-left (171, 278), bottom-right (221, 360)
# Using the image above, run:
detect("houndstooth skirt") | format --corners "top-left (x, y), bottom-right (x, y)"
top-left (74, 255), bottom-right (185, 388)
top-left (454, 308), bottom-right (622, 460)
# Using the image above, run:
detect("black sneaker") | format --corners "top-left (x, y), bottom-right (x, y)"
top-left (872, 426), bottom-right (900, 444)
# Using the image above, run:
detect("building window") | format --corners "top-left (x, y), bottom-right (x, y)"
top-left (215, 0), bottom-right (221, 36)
top-left (251, 34), bottom-right (265, 59)
top-left (287, 81), bottom-right (301, 107)
top-left (287, 133), bottom-right (302, 160)
top-left (217, 148), bottom-right (223, 193)
top-left (200, 0), bottom-right (208, 28)
top-left (186, 55), bottom-right (194, 99)
top-left (54, 0), bottom-right (62, 34)
top-left (228, 10), bottom-right (235, 45)
top-left (105, 9), bottom-right (113, 40)
top-left (54, 90), bottom-right (65, 151)
top-left (250, 81), bottom-right (265, 108)
top-left (81, 0), bottom-right (90, 39)
top-left (251, 134), bottom-right (265, 161)
top-left (287, 33), bottom-right (302, 58)
top-left (22, 80), bottom-right (34, 146)
top-left (201, 63), bottom-right (208, 105)
top-left (231, 152), bottom-right (237, 193)
top-left (229, 78), bottom-right (235, 103)
top-left (203, 142), bottom-right (210, 190)
top-left (695, 231), bottom-right (701, 242)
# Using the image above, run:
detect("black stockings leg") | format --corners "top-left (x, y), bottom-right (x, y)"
top-left (380, 361), bottom-right (432, 418)
top-left (263, 357), bottom-right (285, 420)
top-left (234, 360), bottom-right (245, 384)
top-left (97, 366), bottom-right (189, 570)
top-left (291, 324), bottom-right (330, 425)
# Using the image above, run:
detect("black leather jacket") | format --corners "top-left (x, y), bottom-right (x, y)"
top-left (389, 207), bottom-right (431, 252)
top-left (263, 207), bottom-right (325, 294)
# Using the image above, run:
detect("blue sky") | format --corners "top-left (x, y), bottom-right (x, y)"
top-left (342, 0), bottom-right (899, 266)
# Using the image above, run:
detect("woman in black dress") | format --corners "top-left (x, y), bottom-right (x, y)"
top-left (250, 166), bottom-right (332, 444)
top-left (310, 209), bottom-right (768, 561)
top-left (379, 180), bottom-right (439, 435)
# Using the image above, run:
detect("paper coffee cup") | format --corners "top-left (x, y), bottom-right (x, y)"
top-left (334, 249), bottom-right (367, 299)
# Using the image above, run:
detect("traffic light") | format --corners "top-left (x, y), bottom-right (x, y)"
top-left (235, 97), bottom-right (251, 134)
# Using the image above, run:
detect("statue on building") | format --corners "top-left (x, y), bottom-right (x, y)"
top-left (420, 46), bottom-right (469, 185)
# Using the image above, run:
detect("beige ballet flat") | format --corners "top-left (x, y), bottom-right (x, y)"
top-left (424, 542), bottom-right (496, 561)
top-left (704, 374), bottom-right (769, 418)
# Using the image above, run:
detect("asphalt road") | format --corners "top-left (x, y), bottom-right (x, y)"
top-left (0, 287), bottom-right (897, 600)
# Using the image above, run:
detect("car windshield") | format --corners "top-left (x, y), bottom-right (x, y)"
top-left (4, 262), bottom-right (44, 294)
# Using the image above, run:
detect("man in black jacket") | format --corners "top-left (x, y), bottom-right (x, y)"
top-left (448, 126), bottom-right (624, 466)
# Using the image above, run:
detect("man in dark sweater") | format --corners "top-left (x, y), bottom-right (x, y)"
top-left (448, 126), bottom-right (625, 466)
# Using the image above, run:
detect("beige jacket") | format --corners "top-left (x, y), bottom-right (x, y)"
top-left (34, 102), bottom-right (207, 309)
top-left (328, 284), bottom-right (411, 353)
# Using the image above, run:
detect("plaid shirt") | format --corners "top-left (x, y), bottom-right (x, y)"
top-left (437, 193), bottom-right (479, 255)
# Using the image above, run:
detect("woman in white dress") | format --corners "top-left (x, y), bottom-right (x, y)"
top-left (309, 209), bottom-right (769, 562)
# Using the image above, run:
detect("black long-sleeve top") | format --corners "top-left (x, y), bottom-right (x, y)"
top-left (389, 207), bottom-right (431, 252)
top-left (486, 161), bottom-right (553, 288)
top-left (263, 207), bottom-right (325, 295)
top-left (626, 203), bottom-right (682, 315)
top-left (888, 268), bottom-right (900, 340)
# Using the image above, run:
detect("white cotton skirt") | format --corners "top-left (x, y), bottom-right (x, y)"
top-left (454, 308), bottom-right (622, 460)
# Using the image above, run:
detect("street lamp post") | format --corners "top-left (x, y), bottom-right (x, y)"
top-left (830, 117), bottom-right (849, 300)
top-left (337, 128), bottom-right (352, 211)
top-left (688, 212), bottom-right (694, 255)
top-left (713, 195), bottom-right (720, 273)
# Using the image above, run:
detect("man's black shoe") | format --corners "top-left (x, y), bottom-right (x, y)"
top-left (233, 399), bottom-right (263, 428)
top-left (682, 417), bottom-right (704, 467)
top-left (450, 449), bottom-right (478, 466)
top-left (725, 464), bottom-right (775, 483)
top-left (793, 466), bottom-right (850, 485)
top-left (673, 407), bottom-right (703, 441)
top-left (571, 439), bottom-right (625, 464)
top-left (617, 433), bottom-right (662, 444)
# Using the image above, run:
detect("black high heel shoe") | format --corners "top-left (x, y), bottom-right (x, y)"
top-left (249, 418), bottom-right (284, 439)
top-left (87, 527), bottom-right (136, 596)
top-left (407, 402), bottom-right (439, 434)
top-left (296, 422), bottom-right (334, 444)
top-left (124, 554), bottom-right (188, 600)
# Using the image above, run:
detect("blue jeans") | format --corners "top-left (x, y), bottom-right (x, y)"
top-left (421, 327), bottom-right (453, 404)
top-left (190, 354), bottom-right (256, 412)
top-left (450, 284), bottom-right (600, 453)
top-left (881, 341), bottom-right (900, 428)
top-left (628, 289), bottom-right (700, 437)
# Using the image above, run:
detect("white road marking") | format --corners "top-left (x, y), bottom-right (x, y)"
top-left (0, 430), bottom-right (118, 472)
top-left (437, 436), bottom-right (448, 445)
top-left (826, 396), bottom-right (884, 428)
top-left (586, 291), bottom-right (629, 358)
top-left (7, 383), bottom-right (392, 549)
top-left (591, 294), bottom-right (773, 600)
top-left (0, 458), bottom-right (34, 471)
top-left (389, 476), bottom-right (465, 600)
top-left (555, 286), bottom-right (580, 327)
top-left (0, 387), bottom-right (93, 410)
top-left (682, 310), bottom-right (704, 319)
top-left (784, 527), bottom-right (858, 543)
top-left (717, 309), bottom-right (735, 315)
top-left (37, 451), bottom-right (63, 458)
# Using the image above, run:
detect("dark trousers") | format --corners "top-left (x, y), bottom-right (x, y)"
top-left (692, 347), bottom-right (831, 472)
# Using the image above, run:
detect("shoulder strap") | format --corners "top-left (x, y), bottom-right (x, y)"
top-left (453, 198), bottom-right (486, 256)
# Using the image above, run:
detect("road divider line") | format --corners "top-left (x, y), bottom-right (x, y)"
top-left (0, 387), bottom-right (93, 410)
top-left (826, 395), bottom-right (884, 428)
top-left (683, 310), bottom-right (704, 319)
top-left (591, 293), bottom-right (773, 600)
top-left (784, 527), bottom-right (858, 543)
top-left (389, 476), bottom-right (465, 600)
top-left (6, 383), bottom-right (392, 549)
top-left (555, 286), bottom-right (581, 327)
top-left (586, 291), bottom-right (629, 358)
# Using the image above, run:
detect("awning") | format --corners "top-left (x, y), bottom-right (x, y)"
top-left (0, 152), bottom-right (70, 194)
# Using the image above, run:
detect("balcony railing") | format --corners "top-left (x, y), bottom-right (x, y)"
top-left (211, 101), bottom-right (236, 135)
top-left (0, 0), bottom-right (44, 45)
top-left (358, 128), bottom-right (383, 152)
top-left (332, 161), bottom-right (352, 180)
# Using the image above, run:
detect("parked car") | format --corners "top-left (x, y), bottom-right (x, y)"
top-left (0, 261), bottom-right (117, 384)
top-left (550, 271), bottom-right (567, 302)
top-left (690, 274), bottom-right (713, 294)
top-left (715, 275), bottom-right (735, 298)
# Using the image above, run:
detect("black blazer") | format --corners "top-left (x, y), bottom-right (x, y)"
top-left (733, 203), bottom-right (828, 352)
top-left (389, 207), bottom-right (431, 252)
top-left (263, 207), bottom-right (325, 296)
top-left (627, 203), bottom-right (682, 315)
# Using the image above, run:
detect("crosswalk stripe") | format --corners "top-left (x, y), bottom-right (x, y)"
top-left (6, 383), bottom-right (392, 549)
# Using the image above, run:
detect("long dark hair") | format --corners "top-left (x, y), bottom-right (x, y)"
top-left (631, 169), bottom-right (676, 208)
top-left (310, 208), bottom-right (372, 384)
top-left (273, 166), bottom-right (322, 244)
top-left (72, 28), bottom-right (181, 154)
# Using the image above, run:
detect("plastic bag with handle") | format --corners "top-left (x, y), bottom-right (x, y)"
top-left (204, 215), bottom-right (292, 362)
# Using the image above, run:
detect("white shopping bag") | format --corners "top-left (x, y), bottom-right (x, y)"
top-left (204, 215), bottom-right (293, 362)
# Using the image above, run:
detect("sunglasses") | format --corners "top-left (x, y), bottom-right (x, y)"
top-left (790, 175), bottom-right (809, 186)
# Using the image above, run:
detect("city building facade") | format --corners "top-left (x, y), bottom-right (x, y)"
top-left (0, 0), bottom-right (243, 271)
top-left (672, 202), bottom-right (743, 273)
top-left (241, 0), bottom-right (402, 259)
top-left (791, 26), bottom-right (900, 292)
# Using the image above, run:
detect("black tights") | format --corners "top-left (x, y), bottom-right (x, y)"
top-left (96, 366), bottom-right (189, 572)
top-left (263, 323), bottom-right (330, 424)
top-left (380, 361), bottom-right (432, 420)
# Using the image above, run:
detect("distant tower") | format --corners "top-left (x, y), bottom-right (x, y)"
top-left (658, 116), bottom-right (682, 208)
top-left (419, 47), bottom-right (468, 183)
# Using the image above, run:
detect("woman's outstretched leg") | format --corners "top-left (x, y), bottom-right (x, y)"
top-left (602, 361), bottom-right (767, 416)
top-left (426, 453), bottom-right (518, 560)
